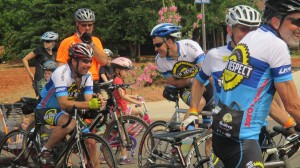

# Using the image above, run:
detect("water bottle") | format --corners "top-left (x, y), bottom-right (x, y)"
top-left (40, 133), bottom-right (49, 146)
top-left (181, 137), bottom-right (193, 156)
top-left (81, 127), bottom-right (90, 133)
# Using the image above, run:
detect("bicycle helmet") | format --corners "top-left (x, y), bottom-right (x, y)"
top-left (150, 23), bottom-right (181, 38)
top-left (104, 48), bottom-right (113, 57)
top-left (69, 43), bottom-right (94, 59)
top-left (111, 57), bottom-right (134, 70)
top-left (226, 5), bottom-right (261, 27)
top-left (263, 0), bottom-right (300, 23)
top-left (41, 31), bottom-right (58, 41)
top-left (43, 60), bottom-right (57, 71)
top-left (74, 8), bottom-right (95, 22)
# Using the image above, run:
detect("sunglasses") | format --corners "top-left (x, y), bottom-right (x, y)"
top-left (81, 59), bottom-right (92, 64)
top-left (43, 40), bottom-right (54, 43)
top-left (286, 17), bottom-right (300, 27)
top-left (153, 42), bottom-right (164, 48)
top-left (80, 23), bottom-right (94, 28)
top-left (233, 25), bottom-right (258, 33)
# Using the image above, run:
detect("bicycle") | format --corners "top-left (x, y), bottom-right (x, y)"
top-left (94, 80), bottom-right (149, 163)
top-left (138, 85), bottom-right (212, 168)
top-left (0, 106), bottom-right (117, 168)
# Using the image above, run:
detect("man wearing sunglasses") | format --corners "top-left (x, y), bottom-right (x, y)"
top-left (35, 43), bottom-right (105, 166)
top-left (185, 1), bottom-right (300, 167)
top-left (151, 23), bottom-right (214, 138)
top-left (22, 31), bottom-right (59, 96)
top-left (56, 8), bottom-right (107, 93)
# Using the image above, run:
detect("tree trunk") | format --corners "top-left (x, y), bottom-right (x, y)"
top-left (213, 29), bottom-right (216, 48)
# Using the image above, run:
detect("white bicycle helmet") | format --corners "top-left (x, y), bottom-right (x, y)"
top-left (43, 60), bottom-right (57, 71)
top-left (226, 5), bottom-right (261, 27)
top-left (111, 57), bottom-right (134, 70)
top-left (41, 31), bottom-right (58, 41)
top-left (74, 8), bottom-right (95, 22)
top-left (69, 43), bottom-right (94, 59)
top-left (104, 49), bottom-right (113, 57)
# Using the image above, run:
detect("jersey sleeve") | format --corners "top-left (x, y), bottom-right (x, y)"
top-left (196, 49), bottom-right (214, 84)
top-left (53, 69), bottom-right (69, 97)
top-left (268, 41), bottom-right (293, 83)
top-left (84, 73), bottom-right (94, 95)
top-left (188, 40), bottom-right (205, 64)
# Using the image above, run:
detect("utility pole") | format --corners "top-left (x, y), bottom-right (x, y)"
top-left (195, 0), bottom-right (210, 52)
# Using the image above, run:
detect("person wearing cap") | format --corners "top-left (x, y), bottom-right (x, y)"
top-left (56, 8), bottom-right (107, 93)
top-left (35, 43), bottom-right (104, 166)
top-left (184, 0), bottom-right (300, 167)
top-left (22, 31), bottom-right (58, 96)
top-left (99, 48), bottom-right (114, 83)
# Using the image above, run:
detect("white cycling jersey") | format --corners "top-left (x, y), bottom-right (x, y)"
top-left (37, 64), bottom-right (93, 110)
top-left (155, 39), bottom-right (205, 78)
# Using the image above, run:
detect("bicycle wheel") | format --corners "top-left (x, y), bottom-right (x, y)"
top-left (138, 120), bottom-right (175, 168)
top-left (103, 115), bottom-right (148, 162)
top-left (63, 133), bottom-right (117, 168)
top-left (0, 130), bottom-right (40, 168)
top-left (186, 131), bottom-right (212, 168)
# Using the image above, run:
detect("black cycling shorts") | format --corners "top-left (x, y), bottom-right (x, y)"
top-left (35, 108), bottom-right (67, 126)
top-left (212, 133), bottom-right (264, 168)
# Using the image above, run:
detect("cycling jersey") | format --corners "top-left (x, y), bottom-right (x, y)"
top-left (37, 64), bottom-right (93, 110)
top-left (112, 77), bottom-right (127, 113)
top-left (155, 39), bottom-right (205, 78)
top-left (196, 42), bottom-right (234, 105)
top-left (213, 24), bottom-right (292, 140)
top-left (56, 33), bottom-right (104, 81)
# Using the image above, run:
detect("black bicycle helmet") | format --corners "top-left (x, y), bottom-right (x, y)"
top-left (263, 0), bottom-right (300, 23)
top-left (69, 43), bottom-right (94, 59)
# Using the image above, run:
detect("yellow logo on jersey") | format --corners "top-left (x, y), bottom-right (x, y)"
top-left (222, 43), bottom-right (253, 91)
top-left (172, 61), bottom-right (199, 79)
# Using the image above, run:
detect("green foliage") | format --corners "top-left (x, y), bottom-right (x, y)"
top-left (0, 0), bottom-right (263, 61)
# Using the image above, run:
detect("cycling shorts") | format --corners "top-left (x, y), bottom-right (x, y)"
top-left (212, 133), bottom-right (264, 168)
top-left (35, 108), bottom-right (68, 126)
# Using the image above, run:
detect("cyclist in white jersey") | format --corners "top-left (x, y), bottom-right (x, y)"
top-left (151, 23), bottom-right (213, 124)
top-left (35, 43), bottom-right (104, 166)
top-left (189, 0), bottom-right (300, 167)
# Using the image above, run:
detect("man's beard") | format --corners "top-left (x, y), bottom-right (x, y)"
top-left (281, 29), bottom-right (300, 48)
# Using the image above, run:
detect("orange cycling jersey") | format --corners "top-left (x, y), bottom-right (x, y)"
top-left (56, 33), bottom-right (104, 80)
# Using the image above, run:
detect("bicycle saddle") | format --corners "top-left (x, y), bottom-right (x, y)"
top-left (153, 129), bottom-right (205, 143)
top-left (163, 85), bottom-right (180, 102)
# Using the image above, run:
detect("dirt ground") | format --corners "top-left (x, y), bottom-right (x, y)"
top-left (1, 58), bottom-right (300, 104)
top-left (0, 62), bottom-right (164, 104)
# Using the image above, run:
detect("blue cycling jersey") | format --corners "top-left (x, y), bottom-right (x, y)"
top-left (198, 24), bottom-right (293, 140)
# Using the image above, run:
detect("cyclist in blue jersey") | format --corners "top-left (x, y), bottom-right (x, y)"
top-left (184, 0), bottom-right (300, 167)
top-left (183, 4), bottom-right (299, 167)
top-left (35, 43), bottom-right (105, 166)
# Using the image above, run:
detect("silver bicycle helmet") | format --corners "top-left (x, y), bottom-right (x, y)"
top-left (226, 5), bottom-right (261, 27)
top-left (43, 60), bottom-right (57, 71)
top-left (74, 8), bottom-right (95, 22)
top-left (69, 43), bottom-right (94, 59)
top-left (104, 49), bottom-right (113, 57)
top-left (41, 31), bottom-right (58, 41)
top-left (150, 23), bottom-right (181, 38)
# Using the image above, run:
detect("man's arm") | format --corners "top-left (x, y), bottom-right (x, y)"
top-left (92, 45), bottom-right (107, 66)
top-left (165, 76), bottom-right (191, 88)
top-left (275, 80), bottom-right (300, 124)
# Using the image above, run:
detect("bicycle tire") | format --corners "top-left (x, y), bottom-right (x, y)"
top-left (186, 132), bottom-right (212, 168)
top-left (0, 129), bottom-right (40, 168)
top-left (103, 115), bottom-right (148, 161)
top-left (63, 133), bottom-right (117, 168)
top-left (138, 120), bottom-right (175, 168)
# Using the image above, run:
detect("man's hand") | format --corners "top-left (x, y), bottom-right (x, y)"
top-left (181, 115), bottom-right (198, 131)
top-left (80, 32), bottom-right (92, 44)
top-left (88, 98), bottom-right (101, 109)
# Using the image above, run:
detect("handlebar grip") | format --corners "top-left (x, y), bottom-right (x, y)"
top-left (273, 126), bottom-right (290, 137)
